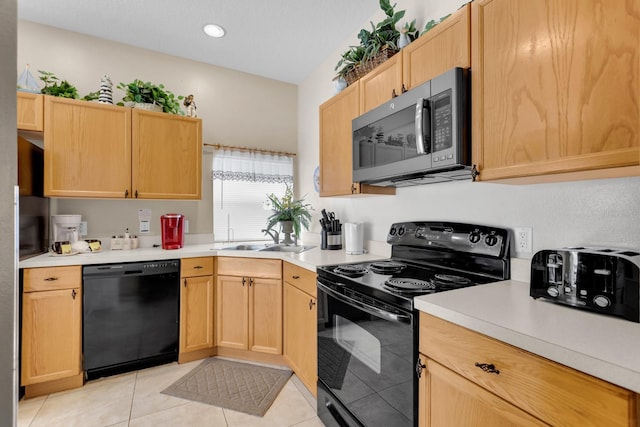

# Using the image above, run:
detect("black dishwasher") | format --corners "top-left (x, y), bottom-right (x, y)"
top-left (82, 260), bottom-right (180, 380)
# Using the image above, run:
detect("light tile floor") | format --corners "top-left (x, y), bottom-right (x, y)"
top-left (18, 358), bottom-right (322, 427)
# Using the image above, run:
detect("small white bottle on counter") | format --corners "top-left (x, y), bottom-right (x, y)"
top-left (123, 228), bottom-right (131, 250)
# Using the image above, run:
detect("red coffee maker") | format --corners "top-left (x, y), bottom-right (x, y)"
top-left (160, 214), bottom-right (185, 249)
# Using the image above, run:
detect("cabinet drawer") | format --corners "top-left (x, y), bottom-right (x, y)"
top-left (420, 313), bottom-right (635, 427)
top-left (23, 266), bottom-right (81, 292)
top-left (181, 257), bottom-right (214, 277)
top-left (283, 262), bottom-right (316, 297)
top-left (217, 257), bottom-right (281, 279)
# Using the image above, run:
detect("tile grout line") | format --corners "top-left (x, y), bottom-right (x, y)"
top-left (127, 371), bottom-right (139, 425)
top-left (27, 394), bottom-right (49, 427)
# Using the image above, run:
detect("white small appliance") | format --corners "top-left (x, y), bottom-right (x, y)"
top-left (344, 222), bottom-right (364, 255)
top-left (52, 214), bottom-right (82, 243)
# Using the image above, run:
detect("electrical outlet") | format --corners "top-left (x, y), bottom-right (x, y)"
top-left (184, 219), bottom-right (189, 234)
top-left (78, 221), bottom-right (88, 236)
top-left (514, 227), bottom-right (532, 254)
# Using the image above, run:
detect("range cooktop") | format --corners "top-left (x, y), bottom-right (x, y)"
top-left (316, 221), bottom-right (512, 311)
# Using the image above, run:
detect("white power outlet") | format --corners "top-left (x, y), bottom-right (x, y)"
top-left (514, 227), bottom-right (533, 254)
top-left (78, 221), bottom-right (88, 236)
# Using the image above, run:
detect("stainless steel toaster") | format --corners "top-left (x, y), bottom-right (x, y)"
top-left (530, 247), bottom-right (640, 322)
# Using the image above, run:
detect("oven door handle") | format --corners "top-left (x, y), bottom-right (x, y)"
top-left (317, 281), bottom-right (411, 324)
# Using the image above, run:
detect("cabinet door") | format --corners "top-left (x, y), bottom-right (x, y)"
top-left (359, 54), bottom-right (403, 113)
top-left (284, 282), bottom-right (317, 396)
top-left (21, 288), bottom-right (82, 385)
top-left (216, 275), bottom-right (249, 349)
top-left (249, 277), bottom-right (282, 354)
top-left (180, 275), bottom-right (214, 354)
top-left (17, 92), bottom-right (44, 131)
top-left (419, 356), bottom-right (545, 427)
top-left (402, 3), bottom-right (470, 91)
top-left (319, 82), bottom-right (360, 197)
top-left (132, 110), bottom-right (202, 199)
top-left (44, 97), bottom-right (132, 198)
top-left (472, 0), bottom-right (640, 182)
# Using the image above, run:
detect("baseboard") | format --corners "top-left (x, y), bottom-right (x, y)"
top-left (24, 373), bottom-right (84, 399)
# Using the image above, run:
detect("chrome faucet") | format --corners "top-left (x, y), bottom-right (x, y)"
top-left (262, 228), bottom-right (279, 244)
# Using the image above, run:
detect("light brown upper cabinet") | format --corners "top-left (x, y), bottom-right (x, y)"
top-left (319, 81), bottom-right (395, 197)
top-left (17, 92), bottom-right (44, 131)
top-left (44, 97), bottom-right (132, 198)
top-left (132, 109), bottom-right (202, 199)
top-left (43, 96), bottom-right (202, 199)
top-left (360, 3), bottom-right (471, 114)
top-left (471, 0), bottom-right (640, 183)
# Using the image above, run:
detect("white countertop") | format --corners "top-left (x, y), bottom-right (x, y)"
top-left (414, 280), bottom-right (640, 393)
top-left (19, 243), bottom-right (386, 272)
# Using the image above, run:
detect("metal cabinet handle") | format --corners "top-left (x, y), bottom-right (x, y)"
top-left (125, 189), bottom-right (129, 198)
top-left (475, 362), bottom-right (500, 375)
top-left (309, 299), bottom-right (316, 310)
top-left (392, 89), bottom-right (398, 98)
top-left (401, 83), bottom-right (407, 93)
top-left (292, 275), bottom-right (300, 279)
top-left (44, 277), bottom-right (59, 281)
top-left (242, 277), bottom-right (246, 286)
top-left (183, 278), bottom-right (187, 287)
top-left (249, 278), bottom-right (254, 287)
top-left (193, 265), bottom-right (204, 269)
top-left (135, 190), bottom-right (139, 198)
top-left (71, 289), bottom-right (77, 299)
top-left (415, 358), bottom-right (426, 379)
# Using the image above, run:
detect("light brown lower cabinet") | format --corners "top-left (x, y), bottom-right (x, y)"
top-left (179, 257), bottom-right (215, 362)
top-left (216, 257), bottom-right (283, 355)
top-left (283, 262), bottom-right (317, 396)
top-left (419, 313), bottom-right (639, 427)
top-left (21, 266), bottom-right (83, 397)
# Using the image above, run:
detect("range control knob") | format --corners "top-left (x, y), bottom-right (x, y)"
top-left (593, 295), bottom-right (611, 308)
top-left (398, 226), bottom-right (406, 236)
top-left (547, 287), bottom-right (560, 297)
top-left (469, 231), bottom-right (481, 244)
top-left (484, 235), bottom-right (499, 246)
top-left (389, 227), bottom-right (397, 236)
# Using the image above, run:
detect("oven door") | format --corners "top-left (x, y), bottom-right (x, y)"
top-left (317, 279), bottom-right (416, 427)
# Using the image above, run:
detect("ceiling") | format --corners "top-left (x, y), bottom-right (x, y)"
top-left (17, 0), bottom-right (380, 84)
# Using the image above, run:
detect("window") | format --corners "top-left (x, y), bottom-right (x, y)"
top-left (212, 148), bottom-right (293, 242)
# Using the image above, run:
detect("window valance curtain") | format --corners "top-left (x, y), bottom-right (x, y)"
top-left (211, 147), bottom-right (293, 184)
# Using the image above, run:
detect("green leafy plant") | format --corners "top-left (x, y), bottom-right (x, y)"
top-left (265, 184), bottom-right (313, 238)
top-left (422, 13), bottom-right (451, 35)
top-left (334, 45), bottom-right (366, 80)
top-left (38, 70), bottom-right (79, 99)
top-left (82, 90), bottom-right (100, 101)
top-left (116, 79), bottom-right (184, 115)
top-left (335, 0), bottom-right (409, 81)
top-left (400, 19), bottom-right (418, 43)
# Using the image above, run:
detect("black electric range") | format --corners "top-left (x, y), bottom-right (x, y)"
top-left (316, 221), bottom-right (511, 427)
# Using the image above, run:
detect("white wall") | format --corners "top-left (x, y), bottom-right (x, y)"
top-left (18, 20), bottom-right (298, 238)
top-left (297, 0), bottom-right (640, 257)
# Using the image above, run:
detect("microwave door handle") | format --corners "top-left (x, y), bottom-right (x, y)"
top-left (415, 98), bottom-right (429, 154)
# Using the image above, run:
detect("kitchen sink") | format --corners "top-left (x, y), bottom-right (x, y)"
top-left (220, 243), bottom-right (271, 251)
top-left (259, 245), bottom-right (315, 253)
top-left (217, 243), bottom-right (315, 253)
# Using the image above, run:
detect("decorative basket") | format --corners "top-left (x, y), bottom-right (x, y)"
top-left (133, 102), bottom-right (163, 113)
top-left (344, 47), bottom-right (399, 86)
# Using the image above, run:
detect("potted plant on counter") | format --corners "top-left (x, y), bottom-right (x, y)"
top-left (265, 184), bottom-right (313, 245)
top-left (116, 79), bottom-right (184, 114)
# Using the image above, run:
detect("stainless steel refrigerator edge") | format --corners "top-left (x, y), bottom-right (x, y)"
top-left (1, 0), bottom-right (19, 424)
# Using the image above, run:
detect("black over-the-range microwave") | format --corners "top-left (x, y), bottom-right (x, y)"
top-left (352, 67), bottom-right (472, 187)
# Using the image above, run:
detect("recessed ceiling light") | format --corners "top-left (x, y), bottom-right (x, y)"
top-left (203, 24), bottom-right (225, 38)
